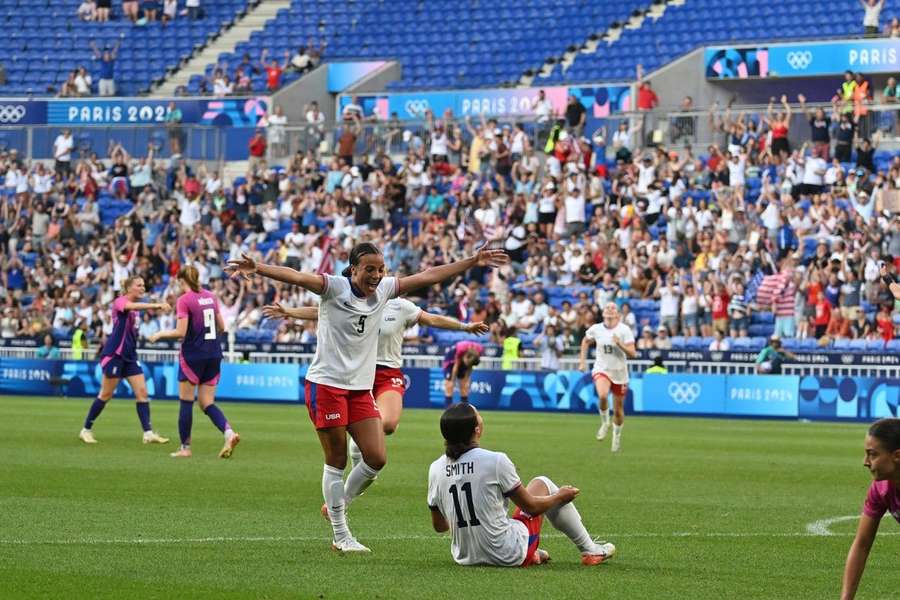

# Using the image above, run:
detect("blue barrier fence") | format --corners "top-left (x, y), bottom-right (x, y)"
top-left (2, 358), bottom-right (898, 422)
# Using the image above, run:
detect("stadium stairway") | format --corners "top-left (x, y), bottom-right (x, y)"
top-left (155, 0), bottom-right (292, 96)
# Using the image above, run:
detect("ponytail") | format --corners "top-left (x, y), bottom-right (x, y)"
top-left (178, 265), bottom-right (201, 292)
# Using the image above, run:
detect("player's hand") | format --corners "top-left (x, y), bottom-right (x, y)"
top-left (579, 362), bottom-right (587, 372)
top-left (262, 302), bottom-right (289, 320)
top-left (148, 333), bottom-right (160, 343)
top-left (471, 243), bottom-right (510, 269)
top-left (156, 302), bottom-right (171, 312)
top-left (556, 486), bottom-right (580, 505)
top-left (465, 321), bottom-right (489, 335)
top-left (226, 252), bottom-right (257, 281)
top-left (612, 334), bottom-right (622, 347)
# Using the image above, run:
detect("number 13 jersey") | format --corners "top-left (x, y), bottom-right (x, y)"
top-left (427, 447), bottom-right (528, 566)
top-left (305, 274), bottom-right (399, 390)
top-left (584, 322), bottom-right (634, 384)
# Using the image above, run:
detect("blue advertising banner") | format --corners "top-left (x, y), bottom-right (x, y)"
top-left (725, 375), bottom-right (799, 417)
top-left (640, 374), bottom-right (726, 414)
top-left (799, 376), bottom-right (900, 420)
top-left (706, 38), bottom-right (900, 79)
top-left (0, 100), bottom-right (47, 126)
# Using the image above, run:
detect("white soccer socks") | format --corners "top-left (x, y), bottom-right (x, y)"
top-left (323, 464), bottom-right (351, 541)
top-left (537, 476), bottom-right (595, 554)
top-left (600, 408), bottom-right (611, 426)
top-left (348, 437), bottom-right (363, 470)
top-left (344, 460), bottom-right (380, 506)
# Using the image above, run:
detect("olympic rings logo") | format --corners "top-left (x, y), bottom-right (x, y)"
top-left (667, 382), bottom-right (701, 404)
top-left (786, 51), bottom-right (813, 70)
top-left (404, 99), bottom-right (430, 116)
top-left (0, 105), bottom-right (27, 123)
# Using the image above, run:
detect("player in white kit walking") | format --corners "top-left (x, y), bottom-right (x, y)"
top-left (579, 303), bottom-right (637, 452)
top-left (427, 402), bottom-right (616, 567)
top-left (262, 297), bottom-right (489, 465)
top-left (227, 242), bottom-right (507, 554)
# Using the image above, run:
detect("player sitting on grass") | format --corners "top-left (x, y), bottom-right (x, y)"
top-left (841, 418), bottom-right (900, 600)
top-left (427, 402), bottom-right (616, 567)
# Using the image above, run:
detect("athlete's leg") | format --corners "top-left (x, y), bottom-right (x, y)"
top-left (443, 376), bottom-right (455, 406)
top-left (531, 476), bottom-right (615, 562)
top-left (80, 375), bottom-right (120, 440)
top-left (344, 417), bottom-right (386, 506)
top-left (459, 376), bottom-right (472, 403)
top-left (198, 384), bottom-right (239, 458)
top-left (593, 376), bottom-right (612, 440)
top-left (611, 391), bottom-right (626, 452)
top-left (318, 426), bottom-right (354, 543)
top-left (376, 390), bottom-right (403, 435)
top-left (173, 381), bottom-right (195, 457)
top-left (126, 374), bottom-right (153, 433)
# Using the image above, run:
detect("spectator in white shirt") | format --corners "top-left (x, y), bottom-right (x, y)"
top-left (709, 329), bottom-right (731, 351)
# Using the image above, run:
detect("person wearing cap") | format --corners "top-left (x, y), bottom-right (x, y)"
top-left (756, 336), bottom-right (797, 374)
top-left (654, 325), bottom-right (672, 350)
top-left (565, 95), bottom-right (586, 138)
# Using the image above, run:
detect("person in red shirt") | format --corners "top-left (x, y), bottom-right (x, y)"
top-left (248, 129), bottom-right (267, 169)
top-left (875, 305), bottom-right (895, 342)
top-left (636, 82), bottom-right (659, 111)
top-left (711, 281), bottom-right (730, 334)
top-left (813, 291), bottom-right (832, 340)
top-left (260, 48), bottom-right (290, 91)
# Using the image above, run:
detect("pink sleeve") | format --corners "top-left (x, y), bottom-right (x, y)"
top-left (113, 296), bottom-right (128, 313)
top-left (863, 481), bottom-right (887, 519)
top-left (176, 295), bottom-right (189, 319)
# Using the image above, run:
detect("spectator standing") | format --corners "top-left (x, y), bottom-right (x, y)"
top-left (78, 0), bottom-right (97, 21)
top-left (161, 0), bottom-right (177, 24)
top-left (267, 105), bottom-right (288, 158)
top-left (53, 129), bottom-right (75, 180)
top-left (534, 325), bottom-right (564, 371)
top-left (122, 0), bottom-right (139, 23)
top-left (861, 0), bottom-right (884, 35)
top-left (186, 0), bottom-right (201, 20)
top-left (261, 49), bottom-right (290, 92)
top-left (91, 40), bottom-right (120, 97)
top-left (165, 101), bottom-right (185, 155)
top-left (337, 116), bottom-right (361, 167)
top-left (565, 95), bottom-right (586, 138)
top-left (96, 0), bottom-right (111, 21)
top-left (248, 129), bottom-right (267, 170)
top-left (797, 94), bottom-right (831, 160)
top-left (74, 67), bottom-right (93, 96)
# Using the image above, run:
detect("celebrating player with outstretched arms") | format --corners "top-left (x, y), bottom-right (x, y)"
top-left (227, 242), bottom-right (507, 553)
top-left (580, 302), bottom-right (637, 452)
top-left (427, 403), bottom-right (616, 567)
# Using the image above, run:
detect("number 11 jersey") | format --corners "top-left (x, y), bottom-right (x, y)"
top-left (427, 447), bottom-right (529, 566)
top-left (305, 274), bottom-right (399, 391)
top-left (176, 289), bottom-right (223, 360)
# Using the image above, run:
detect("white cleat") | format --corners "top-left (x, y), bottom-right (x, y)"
top-left (219, 432), bottom-right (240, 458)
top-left (79, 428), bottom-right (98, 444)
top-left (533, 548), bottom-right (551, 565)
top-left (332, 537), bottom-right (371, 554)
top-left (611, 434), bottom-right (621, 453)
top-left (170, 447), bottom-right (192, 458)
top-left (142, 431), bottom-right (170, 444)
top-left (582, 541), bottom-right (616, 566)
top-left (596, 423), bottom-right (610, 441)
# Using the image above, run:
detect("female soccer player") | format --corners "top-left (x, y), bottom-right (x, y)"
top-left (427, 402), bottom-right (616, 567)
top-left (840, 418), bottom-right (900, 600)
top-left (579, 302), bottom-right (637, 452)
top-left (263, 298), bottom-right (488, 446)
top-left (443, 340), bottom-right (484, 406)
top-left (78, 275), bottom-right (171, 445)
top-left (226, 242), bottom-right (507, 553)
top-left (149, 266), bottom-right (240, 459)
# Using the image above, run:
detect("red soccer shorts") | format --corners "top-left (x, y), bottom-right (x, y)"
top-left (373, 366), bottom-right (406, 400)
top-left (512, 508), bottom-right (545, 567)
top-left (592, 372), bottom-right (628, 397)
top-left (304, 381), bottom-right (380, 429)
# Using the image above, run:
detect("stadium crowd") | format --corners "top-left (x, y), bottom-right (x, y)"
top-left (1, 84), bottom-right (900, 357)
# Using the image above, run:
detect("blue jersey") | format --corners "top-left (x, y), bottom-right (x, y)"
top-left (176, 289), bottom-right (223, 360)
top-left (100, 296), bottom-right (138, 361)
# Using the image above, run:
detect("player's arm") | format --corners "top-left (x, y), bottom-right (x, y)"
top-left (397, 244), bottom-right (509, 295)
top-left (225, 252), bottom-right (325, 295)
top-left (124, 300), bottom-right (171, 312)
top-left (262, 303), bottom-right (319, 321)
top-left (429, 506), bottom-right (450, 533)
top-left (579, 336), bottom-right (591, 371)
top-left (419, 311), bottom-right (489, 334)
top-left (840, 514), bottom-right (880, 600)
top-left (508, 483), bottom-right (579, 517)
top-left (150, 317), bottom-right (188, 342)
top-left (613, 334), bottom-right (637, 359)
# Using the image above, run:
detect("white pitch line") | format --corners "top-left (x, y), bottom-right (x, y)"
top-left (805, 515), bottom-right (859, 536)
top-left (2, 530), bottom-right (897, 546)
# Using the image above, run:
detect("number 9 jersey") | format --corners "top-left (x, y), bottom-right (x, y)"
top-left (427, 448), bottom-right (528, 566)
top-left (584, 322), bottom-right (635, 385)
top-left (176, 289), bottom-right (224, 360)
top-left (305, 274), bottom-right (399, 391)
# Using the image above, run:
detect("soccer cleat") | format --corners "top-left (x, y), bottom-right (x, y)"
top-left (611, 434), bottom-right (621, 453)
top-left (142, 431), bottom-right (170, 444)
top-left (533, 548), bottom-right (551, 565)
top-left (79, 429), bottom-right (98, 444)
top-left (582, 541), bottom-right (616, 566)
top-left (596, 423), bottom-right (609, 441)
top-left (170, 447), bottom-right (193, 458)
top-left (218, 432), bottom-right (241, 458)
top-left (332, 537), bottom-right (371, 553)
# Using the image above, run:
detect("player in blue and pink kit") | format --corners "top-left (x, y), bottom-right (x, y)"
top-left (841, 418), bottom-right (900, 599)
top-left (151, 265), bottom-right (240, 459)
top-left (79, 275), bottom-right (171, 445)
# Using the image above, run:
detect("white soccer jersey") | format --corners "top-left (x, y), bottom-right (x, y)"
top-left (427, 447), bottom-right (528, 567)
top-left (304, 275), bottom-right (399, 390)
top-left (376, 298), bottom-right (422, 369)
top-left (585, 322), bottom-right (635, 384)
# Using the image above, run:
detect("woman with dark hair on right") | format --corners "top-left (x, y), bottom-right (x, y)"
top-left (227, 241), bottom-right (508, 554)
top-left (840, 418), bottom-right (900, 599)
top-left (427, 402), bottom-right (616, 567)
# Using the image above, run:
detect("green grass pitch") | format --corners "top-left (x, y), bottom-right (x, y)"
top-left (1, 395), bottom-right (897, 599)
